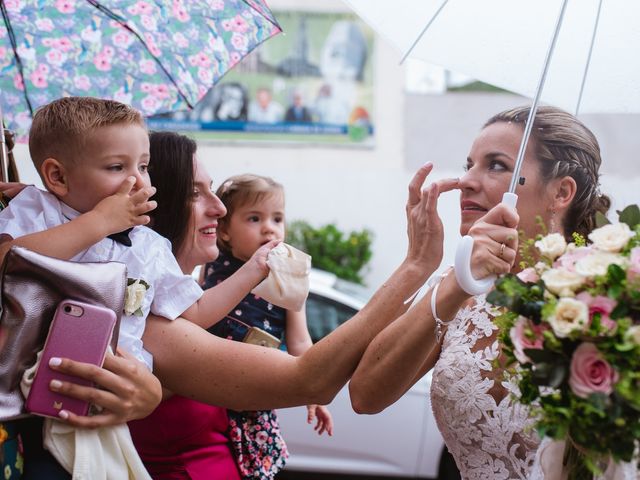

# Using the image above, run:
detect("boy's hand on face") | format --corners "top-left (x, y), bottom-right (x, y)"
top-left (93, 176), bottom-right (157, 236)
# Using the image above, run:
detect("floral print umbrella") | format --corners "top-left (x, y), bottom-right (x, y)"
top-left (0, 0), bottom-right (281, 137)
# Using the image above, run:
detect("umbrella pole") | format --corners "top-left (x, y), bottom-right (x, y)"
top-left (454, 0), bottom-right (572, 295)
top-left (508, 0), bottom-right (570, 195)
top-left (0, 100), bottom-right (9, 183)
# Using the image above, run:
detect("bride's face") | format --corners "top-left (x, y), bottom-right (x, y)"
top-left (459, 122), bottom-right (553, 239)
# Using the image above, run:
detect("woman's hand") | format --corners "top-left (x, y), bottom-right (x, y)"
top-left (405, 163), bottom-right (459, 274)
top-left (467, 203), bottom-right (520, 278)
top-left (47, 348), bottom-right (162, 428)
top-left (0, 181), bottom-right (27, 198)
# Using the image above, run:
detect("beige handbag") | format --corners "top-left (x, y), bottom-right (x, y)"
top-left (251, 243), bottom-right (311, 312)
top-left (0, 246), bottom-right (127, 420)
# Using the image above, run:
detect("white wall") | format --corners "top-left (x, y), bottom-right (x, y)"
top-left (11, 0), bottom-right (640, 290)
top-left (193, 0), bottom-right (408, 288)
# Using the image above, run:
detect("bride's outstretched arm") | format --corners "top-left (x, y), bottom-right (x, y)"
top-left (139, 164), bottom-right (458, 410)
top-left (349, 203), bottom-right (519, 414)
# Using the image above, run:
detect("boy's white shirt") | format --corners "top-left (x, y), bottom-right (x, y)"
top-left (0, 186), bottom-right (203, 369)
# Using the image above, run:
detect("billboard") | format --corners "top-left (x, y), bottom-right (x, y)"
top-left (147, 10), bottom-right (375, 146)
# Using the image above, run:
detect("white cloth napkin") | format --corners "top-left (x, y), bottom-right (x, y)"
top-left (252, 243), bottom-right (311, 312)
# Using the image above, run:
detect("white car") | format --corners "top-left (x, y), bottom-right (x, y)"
top-left (277, 269), bottom-right (460, 479)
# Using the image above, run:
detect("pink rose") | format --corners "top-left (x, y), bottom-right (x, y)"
top-left (627, 247), bottom-right (640, 285)
top-left (231, 33), bottom-right (248, 51)
top-left (56, 37), bottom-right (73, 52)
top-left (139, 59), bottom-right (157, 75)
top-left (173, 32), bottom-right (189, 49)
top-left (152, 84), bottom-right (170, 99)
top-left (13, 73), bottom-right (24, 91)
top-left (73, 75), bottom-right (91, 91)
top-left (93, 53), bottom-right (112, 71)
top-left (554, 246), bottom-right (592, 273)
top-left (55, 0), bottom-right (75, 14)
top-left (30, 70), bottom-right (48, 88)
top-left (230, 15), bottom-right (249, 33)
top-left (172, 1), bottom-right (190, 22)
top-left (575, 292), bottom-right (617, 331)
top-left (517, 267), bottom-right (539, 283)
top-left (569, 342), bottom-right (618, 398)
top-left (510, 317), bottom-right (546, 363)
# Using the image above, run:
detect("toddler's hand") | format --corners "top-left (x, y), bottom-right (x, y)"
top-left (306, 404), bottom-right (333, 436)
top-left (93, 177), bottom-right (157, 235)
top-left (248, 239), bottom-right (280, 277)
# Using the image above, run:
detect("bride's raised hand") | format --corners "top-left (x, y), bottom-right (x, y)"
top-left (405, 163), bottom-right (458, 274)
top-left (467, 203), bottom-right (520, 279)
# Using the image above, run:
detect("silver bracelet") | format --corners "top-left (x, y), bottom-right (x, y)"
top-left (429, 268), bottom-right (455, 343)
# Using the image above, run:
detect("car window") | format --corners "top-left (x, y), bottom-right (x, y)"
top-left (306, 292), bottom-right (358, 343)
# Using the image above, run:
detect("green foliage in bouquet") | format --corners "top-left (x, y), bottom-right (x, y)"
top-left (286, 220), bottom-right (373, 285)
top-left (487, 205), bottom-right (640, 476)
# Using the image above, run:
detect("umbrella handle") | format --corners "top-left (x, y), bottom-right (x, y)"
top-left (453, 192), bottom-right (518, 295)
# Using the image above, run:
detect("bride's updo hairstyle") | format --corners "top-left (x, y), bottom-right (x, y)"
top-left (484, 105), bottom-right (611, 240)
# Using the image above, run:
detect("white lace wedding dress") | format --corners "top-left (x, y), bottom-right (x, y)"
top-left (430, 295), bottom-right (540, 480)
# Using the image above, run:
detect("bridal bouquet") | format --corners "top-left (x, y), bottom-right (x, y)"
top-left (487, 205), bottom-right (640, 478)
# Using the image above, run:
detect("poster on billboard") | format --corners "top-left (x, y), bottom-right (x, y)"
top-left (147, 10), bottom-right (375, 146)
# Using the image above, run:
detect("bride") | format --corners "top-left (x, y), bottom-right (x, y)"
top-left (349, 105), bottom-right (609, 479)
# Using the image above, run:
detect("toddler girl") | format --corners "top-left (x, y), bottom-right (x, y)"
top-left (202, 174), bottom-right (333, 479)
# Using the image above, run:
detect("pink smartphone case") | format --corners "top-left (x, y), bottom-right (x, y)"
top-left (25, 299), bottom-right (117, 418)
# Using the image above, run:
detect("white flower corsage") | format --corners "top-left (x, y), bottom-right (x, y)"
top-left (124, 278), bottom-right (150, 316)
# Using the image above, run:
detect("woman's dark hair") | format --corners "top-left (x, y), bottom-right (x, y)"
top-left (485, 105), bottom-right (611, 239)
top-left (147, 131), bottom-right (196, 255)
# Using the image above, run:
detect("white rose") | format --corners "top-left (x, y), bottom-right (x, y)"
top-left (588, 223), bottom-right (634, 252)
top-left (625, 325), bottom-right (640, 345)
top-left (546, 297), bottom-right (589, 338)
top-left (541, 268), bottom-right (585, 296)
top-left (124, 280), bottom-right (148, 316)
top-left (534, 261), bottom-right (549, 275)
top-left (574, 251), bottom-right (627, 279)
top-left (535, 233), bottom-right (567, 260)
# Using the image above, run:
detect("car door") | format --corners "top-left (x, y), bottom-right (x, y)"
top-left (277, 292), bottom-right (435, 478)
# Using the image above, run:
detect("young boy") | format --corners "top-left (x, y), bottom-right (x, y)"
top-left (0, 97), bottom-right (270, 371)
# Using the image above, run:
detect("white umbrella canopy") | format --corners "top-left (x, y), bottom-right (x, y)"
top-left (343, 0), bottom-right (640, 114)
top-left (345, 0), bottom-right (640, 293)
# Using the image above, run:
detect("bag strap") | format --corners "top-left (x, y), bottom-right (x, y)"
top-left (0, 127), bottom-right (18, 184)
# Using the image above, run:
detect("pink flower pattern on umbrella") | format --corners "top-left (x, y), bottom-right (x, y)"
top-left (0, 0), bottom-right (281, 137)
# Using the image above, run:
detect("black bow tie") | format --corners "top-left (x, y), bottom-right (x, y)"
top-left (107, 228), bottom-right (133, 247)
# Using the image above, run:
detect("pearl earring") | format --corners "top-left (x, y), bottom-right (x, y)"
top-left (549, 209), bottom-right (557, 233)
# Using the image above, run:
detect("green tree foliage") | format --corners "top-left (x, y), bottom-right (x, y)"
top-left (286, 220), bottom-right (373, 285)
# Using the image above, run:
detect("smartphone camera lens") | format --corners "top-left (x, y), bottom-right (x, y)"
top-left (64, 305), bottom-right (72, 313)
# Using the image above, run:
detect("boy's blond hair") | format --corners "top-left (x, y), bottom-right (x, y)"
top-left (28, 97), bottom-right (145, 171)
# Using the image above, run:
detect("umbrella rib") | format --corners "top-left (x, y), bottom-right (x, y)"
top-left (509, 0), bottom-right (570, 194)
top-left (84, 0), bottom-right (194, 109)
top-left (0, 0), bottom-right (34, 117)
top-left (239, 0), bottom-right (283, 32)
top-left (399, 0), bottom-right (449, 65)
top-left (575, 0), bottom-right (603, 115)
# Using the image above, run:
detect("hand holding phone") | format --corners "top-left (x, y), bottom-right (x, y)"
top-left (25, 300), bottom-right (117, 418)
